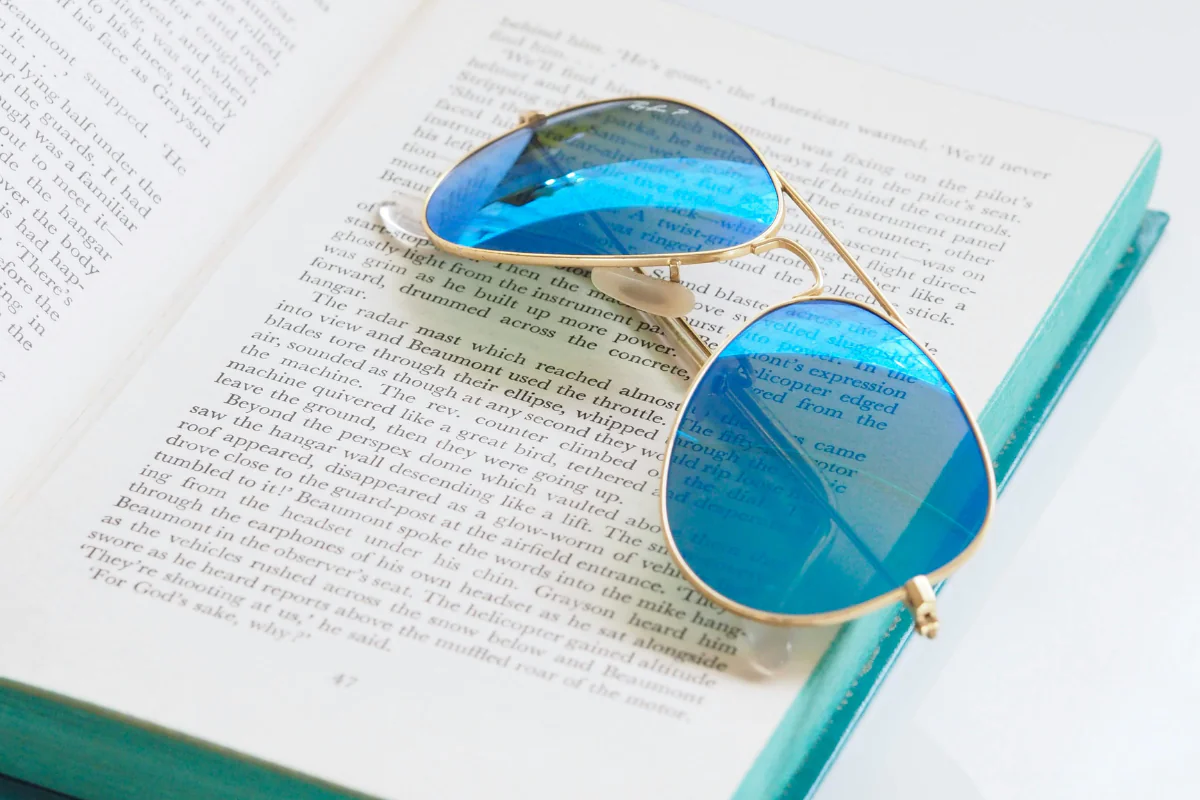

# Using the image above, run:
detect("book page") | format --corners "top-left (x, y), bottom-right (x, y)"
top-left (0, 1), bottom-right (1153, 798)
top-left (0, 0), bottom-right (419, 505)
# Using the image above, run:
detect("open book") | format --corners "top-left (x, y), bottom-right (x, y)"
top-left (0, 1), bottom-right (1161, 798)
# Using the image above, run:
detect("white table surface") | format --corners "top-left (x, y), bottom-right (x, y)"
top-left (676, 0), bottom-right (1200, 797)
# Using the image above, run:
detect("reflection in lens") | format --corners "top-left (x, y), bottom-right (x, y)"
top-left (425, 99), bottom-right (779, 257)
top-left (663, 300), bottom-right (990, 617)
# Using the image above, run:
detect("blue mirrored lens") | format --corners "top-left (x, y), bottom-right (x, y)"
top-left (664, 300), bottom-right (990, 617)
top-left (425, 99), bottom-right (778, 256)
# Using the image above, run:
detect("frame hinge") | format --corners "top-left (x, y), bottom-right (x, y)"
top-left (903, 576), bottom-right (939, 639)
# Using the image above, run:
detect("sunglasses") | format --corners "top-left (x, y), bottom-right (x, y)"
top-left (383, 96), bottom-right (995, 639)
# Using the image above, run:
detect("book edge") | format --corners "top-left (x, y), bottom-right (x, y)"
top-left (791, 210), bottom-right (1166, 800)
top-left (0, 679), bottom-right (382, 800)
top-left (747, 176), bottom-right (1167, 800)
top-left (732, 140), bottom-right (1163, 800)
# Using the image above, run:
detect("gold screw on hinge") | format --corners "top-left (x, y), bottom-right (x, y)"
top-left (903, 576), bottom-right (939, 639)
top-left (518, 110), bottom-right (546, 126)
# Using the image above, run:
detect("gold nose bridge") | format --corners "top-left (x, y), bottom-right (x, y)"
top-left (748, 236), bottom-right (825, 299)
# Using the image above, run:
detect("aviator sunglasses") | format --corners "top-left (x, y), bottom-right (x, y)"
top-left (381, 97), bottom-right (995, 638)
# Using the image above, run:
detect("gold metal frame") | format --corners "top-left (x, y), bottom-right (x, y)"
top-left (415, 95), bottom-right (996, 637)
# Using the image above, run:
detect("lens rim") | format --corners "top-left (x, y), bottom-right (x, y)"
top-left (659, 295), bottom-right (996, 626)
top-left (421, 95), bottom-right (786, 269)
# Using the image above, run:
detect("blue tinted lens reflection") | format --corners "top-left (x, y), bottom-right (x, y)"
top-left (664, 300), bottom-right (990, 616)
top-left (425, 99), bottom-right (778, 256)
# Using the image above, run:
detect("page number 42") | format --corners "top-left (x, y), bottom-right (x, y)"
top-left (332, 674), bottom-right (358, 688)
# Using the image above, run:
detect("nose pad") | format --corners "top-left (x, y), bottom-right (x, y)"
top-left (590, 268), bottom-right (696, 317)
top-left (378, 195), bottom-right (429, 242)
